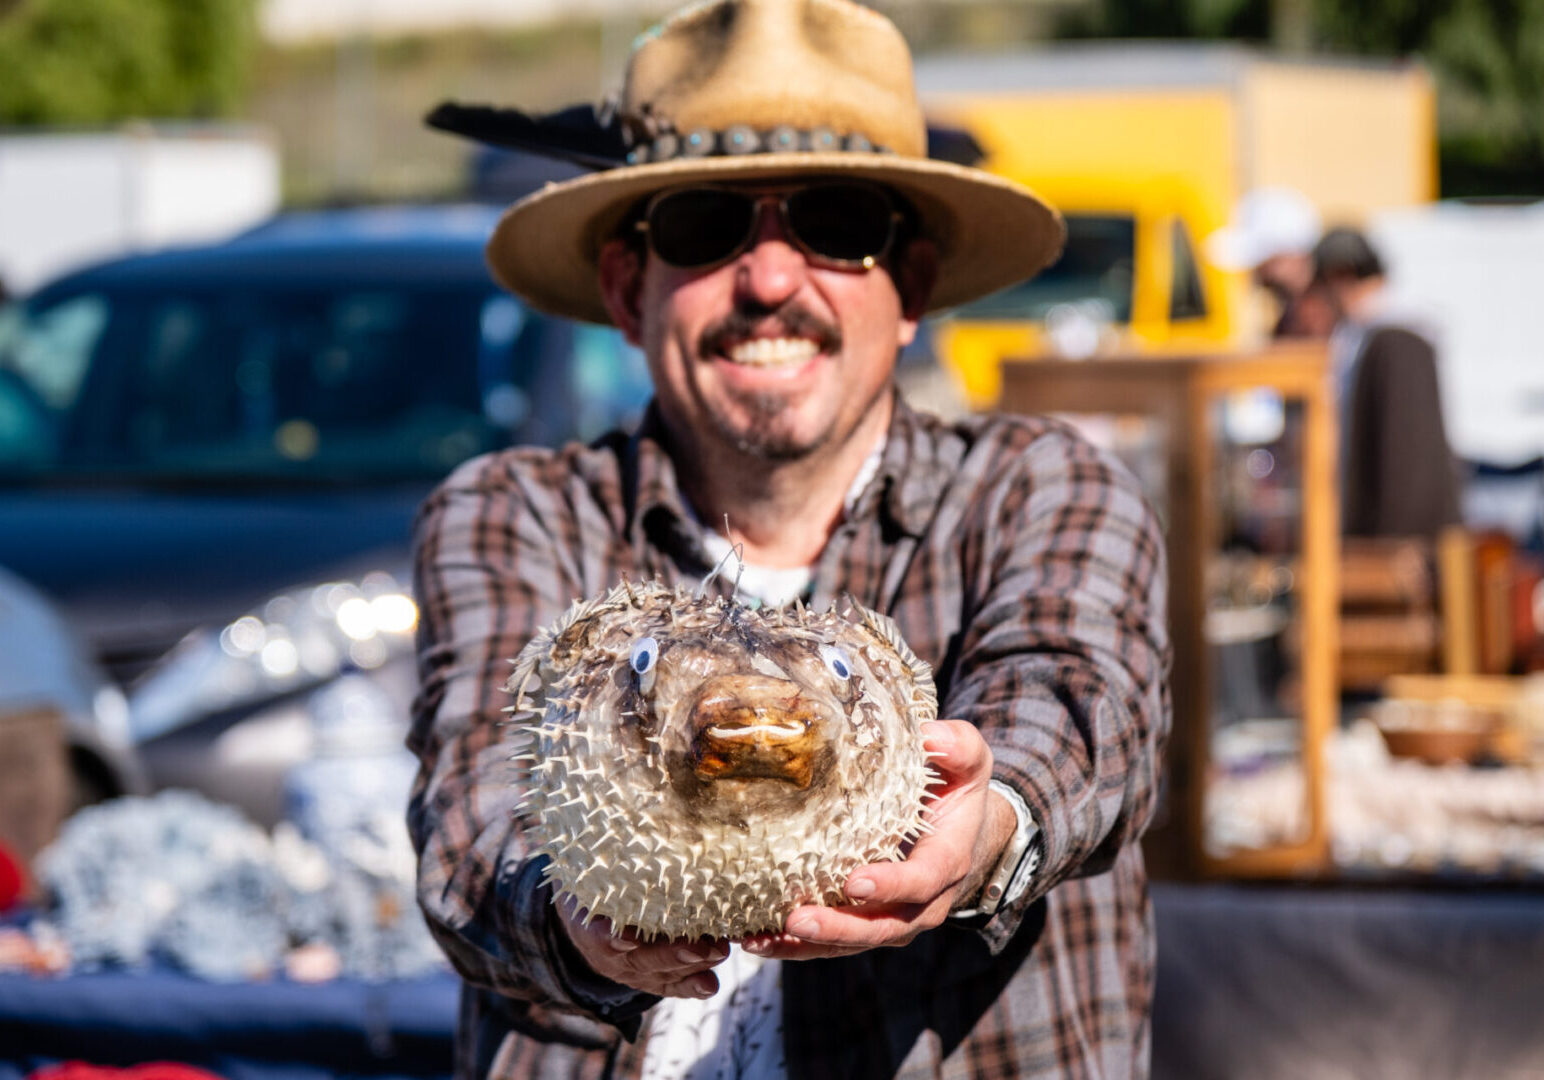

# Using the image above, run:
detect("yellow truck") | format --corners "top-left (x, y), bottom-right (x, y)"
top-left (913, 45), bottom-right (1436, 408)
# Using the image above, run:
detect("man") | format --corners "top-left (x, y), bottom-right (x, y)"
top-left (409, 1), bottom-right (1170, 1076)
top-left (1205, 186), bottom-right (1323, 339)
top-left (1307, 226), bottom-right (1462, 538)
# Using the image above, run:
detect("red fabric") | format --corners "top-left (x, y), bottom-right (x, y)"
top-left (0, 841), bottom-right (23, 912)
top-left (27, 1064), bottom-right (227, 1080)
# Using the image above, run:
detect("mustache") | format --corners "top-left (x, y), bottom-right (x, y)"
top-left (697, 299), bottom-right (842, 358)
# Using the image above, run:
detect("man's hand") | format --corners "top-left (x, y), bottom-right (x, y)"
top-left (556, 897), bottom-right (730, 998)
top-left (740, 719), bottom-right (1017, 961)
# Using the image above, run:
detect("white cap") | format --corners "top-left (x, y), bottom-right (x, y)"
top-left (1205, 187), bottom-right (1322, 270)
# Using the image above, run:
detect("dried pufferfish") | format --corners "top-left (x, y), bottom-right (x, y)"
top-left (506, 579), bottom-right (937, 941)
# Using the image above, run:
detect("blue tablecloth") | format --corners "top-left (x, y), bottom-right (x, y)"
top-left (0, 967), bottom-right (457, 1080)
top-left (1152, 883), bottom-right (1544, 1080)
top-left (4, 884), bottom-right (1543, 1079)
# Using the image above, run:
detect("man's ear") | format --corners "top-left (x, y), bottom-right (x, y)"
top-left (893, 237), bottom-right (938, 345)
top-left (895, 238), bottom-right (938, 320)
top-left (598, 239), bottom-right (646, 345)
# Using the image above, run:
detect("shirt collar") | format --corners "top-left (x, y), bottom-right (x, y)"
top-left (623, 402), bottom-right (700, 564)
top-left (626, 403), bottom-right (688, 522)
top-left (873, 395), bottom-right (949, 537)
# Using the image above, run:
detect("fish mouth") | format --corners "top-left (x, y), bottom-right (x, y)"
top-left (685, 674), bottom-right (830, 789)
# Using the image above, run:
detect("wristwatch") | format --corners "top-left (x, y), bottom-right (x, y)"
top-left (949, 780), bottom-right (1042, 920)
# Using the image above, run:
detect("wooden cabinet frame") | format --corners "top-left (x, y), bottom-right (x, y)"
top-left (999, 343), bottom-right (1339, 879)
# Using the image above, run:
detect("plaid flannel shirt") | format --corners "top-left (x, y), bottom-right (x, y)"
top-left (408, 396), bottom-right (1171, 1079)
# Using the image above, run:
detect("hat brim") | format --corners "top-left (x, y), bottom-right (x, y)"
top-left (486, 152), bottom-right (1065, 325)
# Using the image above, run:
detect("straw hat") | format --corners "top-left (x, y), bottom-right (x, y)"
top-left (485, 0), bottom-right (1064, 325)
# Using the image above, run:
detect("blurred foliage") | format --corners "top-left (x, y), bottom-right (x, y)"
top-left (878, 0), bottom-right (1089, 45)
top-left (1060, 0), bottom-right (1271, 37)
top-left (1061, 0), bottom-right (1544, 195)
top-left (250, 22), bottom-right (619, 205)
top-left (0, 0), bottom-right (257, 124)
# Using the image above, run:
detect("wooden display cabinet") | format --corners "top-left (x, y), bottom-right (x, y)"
top-left (999, 343), bottom-right (1339, 880)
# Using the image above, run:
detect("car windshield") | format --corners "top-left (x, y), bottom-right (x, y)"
top-left (952, 214), bottom-right (1136, 322)
top-left (0, 282), bottom-right (651, 485)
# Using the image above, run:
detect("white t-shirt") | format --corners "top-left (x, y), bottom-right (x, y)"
top-left (640, 438), bottom-right (886, 1080)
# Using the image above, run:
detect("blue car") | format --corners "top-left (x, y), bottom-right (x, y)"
top-left (0, 204), bottom-right (652, 815)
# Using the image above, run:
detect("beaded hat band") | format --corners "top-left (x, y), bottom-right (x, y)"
top-left (627, 125), bottom-right (891, 165)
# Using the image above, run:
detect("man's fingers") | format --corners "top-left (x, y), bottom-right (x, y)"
top-left (778, 902), bottom-right (939, 950)
top-left (579, 917), bottom-right (728, 974)
top-left (577, 914), bottom-right (640, 952)
top-left (559, 899), bottom-right (731, 992)
top-left (561, 905), bottom-right (637, 950)
top-left (844, 840), bottom-right (965, 905)
top-left (659, 969), bottom-right (720, 999)
top-left (840, 723), bottom-right (988, 907)
top-left (615, 938), bottom-right (729, 981)
top-left (921, 719), bottom-right (992, 784)
top-left (740, 934), bottom-right (866, 962)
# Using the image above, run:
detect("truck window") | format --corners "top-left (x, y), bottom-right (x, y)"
top-left (950, 214), bottom-right (1136, 323)
top-left (1169, 219), bottom-right (1207, 321)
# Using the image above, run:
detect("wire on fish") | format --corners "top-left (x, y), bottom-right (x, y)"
top-left (696, 514), bottom-right (748, 602)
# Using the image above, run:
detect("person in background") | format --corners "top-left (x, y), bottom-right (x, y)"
top-left (1206, 186), bottom-right (1324, 339)
top-left (408, 1), bottom-right (1171, 1077)
top-left (1308, 226), bottom-right (1463, 538)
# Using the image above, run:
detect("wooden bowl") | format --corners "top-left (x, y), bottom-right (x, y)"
top-left (1371, 698), bottom-right (1502, 765)
top-left (1376, 724), bottom-right (1493, 765)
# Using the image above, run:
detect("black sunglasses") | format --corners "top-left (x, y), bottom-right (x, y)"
top-left (634, 181), bottom-right (906, 271)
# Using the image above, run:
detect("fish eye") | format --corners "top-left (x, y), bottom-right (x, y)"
top-left (630, 636), bottom-right (659, 675)
top-left (819, 644), bottom-right (853, 681)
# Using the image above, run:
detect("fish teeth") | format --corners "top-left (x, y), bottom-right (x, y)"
top-left (727, 337), bottom-right (819, 367)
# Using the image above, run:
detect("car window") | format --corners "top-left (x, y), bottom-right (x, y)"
top-left (0, 294), bottom-right (110, 468)
top-left (949, 214), bottom-right (1136, 323)
top-left (0, 292), bottom-right (107, 410)
top-left (0, 283), bottom-right (651, 483)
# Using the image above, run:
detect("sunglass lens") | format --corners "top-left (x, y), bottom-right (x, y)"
top-left (647, 189), bottom-right (756, 267)
top-left (785, 184), bottom-right (895, 263)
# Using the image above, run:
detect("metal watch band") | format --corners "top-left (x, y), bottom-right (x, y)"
top-left (949, 779), bottom-right (1041, 920)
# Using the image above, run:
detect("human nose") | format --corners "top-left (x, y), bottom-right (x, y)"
top-left (733, 198), bottom-right (807, 308)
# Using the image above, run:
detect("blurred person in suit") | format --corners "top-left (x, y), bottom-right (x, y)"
top-left (1307, 226), bottom-right (1463, 538)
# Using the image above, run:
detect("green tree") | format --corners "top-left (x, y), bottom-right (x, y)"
top-left (1058, 0), bottom-right (1272, 39)
top-left (1407, 0), bottom-right (1544, 189)
top-left (0, 0), bottom-right (257, 125)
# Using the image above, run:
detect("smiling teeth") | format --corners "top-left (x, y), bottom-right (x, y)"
top-left (727, 338), bottom-right (819, 367)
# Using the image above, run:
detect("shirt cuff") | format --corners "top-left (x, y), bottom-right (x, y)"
top-left (507, 856), bottom-right (659, 1033)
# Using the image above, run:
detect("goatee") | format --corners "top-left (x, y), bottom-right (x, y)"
top-left (697, 298), bottom-right (845, 461)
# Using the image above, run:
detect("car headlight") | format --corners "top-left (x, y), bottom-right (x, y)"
top-left (128, 571), bottom-right (418, 744)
